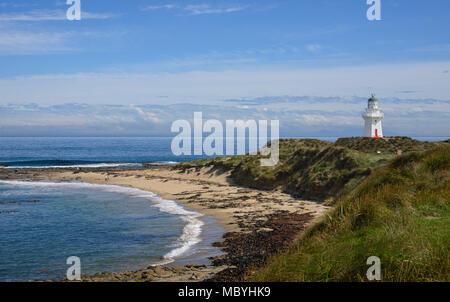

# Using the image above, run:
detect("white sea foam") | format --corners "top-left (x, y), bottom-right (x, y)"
top-left (148, 161), bottom-right (179, 166)
top-left (2, 163), bottom-right (143, 169)
top-left (0, 180), bottom-right (204, 264)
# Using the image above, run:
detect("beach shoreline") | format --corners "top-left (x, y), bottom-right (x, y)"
top-left (0, 165), bottom-right (330, 281)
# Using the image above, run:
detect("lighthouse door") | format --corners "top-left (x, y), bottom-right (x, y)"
top-left (375, 129), bottom-right (378, 138)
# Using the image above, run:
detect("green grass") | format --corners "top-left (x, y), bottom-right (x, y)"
top-left (176, 138), bottom-right (446, 202)
top-left (335, 136), bottom-right (441, 154)
top-left (251, 146), bottom-right (450, 282)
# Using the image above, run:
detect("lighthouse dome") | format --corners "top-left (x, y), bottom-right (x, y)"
top-left (368, 94), bottom-right (379, 109)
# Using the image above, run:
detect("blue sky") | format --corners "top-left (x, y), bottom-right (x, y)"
top-left (0, 0), bottom-right (449, 137)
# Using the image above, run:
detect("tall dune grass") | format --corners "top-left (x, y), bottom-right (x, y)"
top-left (252, 146), bottom-right (450, 282)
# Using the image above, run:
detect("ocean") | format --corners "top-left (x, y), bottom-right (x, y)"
top-left (0, 136), bottom-right (447, 169)
top-left (0, 136), bottom-right (447, 281)
top-left (0, 137), bottom-right (188, 168)
top-left (0, 137), bottom-right (225, 281)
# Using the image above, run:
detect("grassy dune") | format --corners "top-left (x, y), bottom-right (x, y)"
top-left (251, 146), bottom-right (450, 281)
top-left (177, 137), bottom-right (440, 201)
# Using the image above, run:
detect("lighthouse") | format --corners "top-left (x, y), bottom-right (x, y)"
top-left (362, 94), bottom-right (384, 138)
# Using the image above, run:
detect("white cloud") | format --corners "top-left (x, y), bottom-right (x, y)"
top-left (0, 30), bottom-right (74, 54)
top-left (184, 4), bottom-right (247, 15)
top-left (1, 61), bottom-right (449, 104)
top-left (130, 105), bottom-right (164, 123)
top-left (0, 24), bottom-right (124, 55)
top-left (299, 114), bottom-right (329, 126)
top-left (142, 3), bottom-right (248, 15)
top-left (82, 12), bottom-right (118, 20)
top-left (0, 9), bottom-right (116, 22)
top-left (0, 10), bottom-right (65, 21)
top-left (306, 44), bottom-right (322, 52)
top-left (0, 2), bottom-right (35, 9)
top-left (0, 98), bottom-right (448, 137)
top-left (143, 4), bottom-right (177, 11)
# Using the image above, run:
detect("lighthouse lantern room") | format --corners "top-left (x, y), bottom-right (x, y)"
top-left (362, 94), bottom-right (384, 138)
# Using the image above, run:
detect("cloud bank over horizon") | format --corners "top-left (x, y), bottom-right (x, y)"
top-left (1, 96), bottom-right (448, 138)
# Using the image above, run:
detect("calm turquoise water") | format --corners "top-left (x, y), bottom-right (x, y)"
top-left (0, 180), bottom-right (223, 282)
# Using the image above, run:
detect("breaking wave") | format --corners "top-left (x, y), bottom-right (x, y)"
top-left (0, 160), bottom-right (143, 169)
top-left (0, 180), bottom-right (204, 264)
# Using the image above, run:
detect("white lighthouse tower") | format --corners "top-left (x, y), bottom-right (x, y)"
top-left (362, 94), bottom-right (384, 138)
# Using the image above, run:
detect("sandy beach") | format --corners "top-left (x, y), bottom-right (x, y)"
top-left (0, 165), bottom-right (330, 281)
